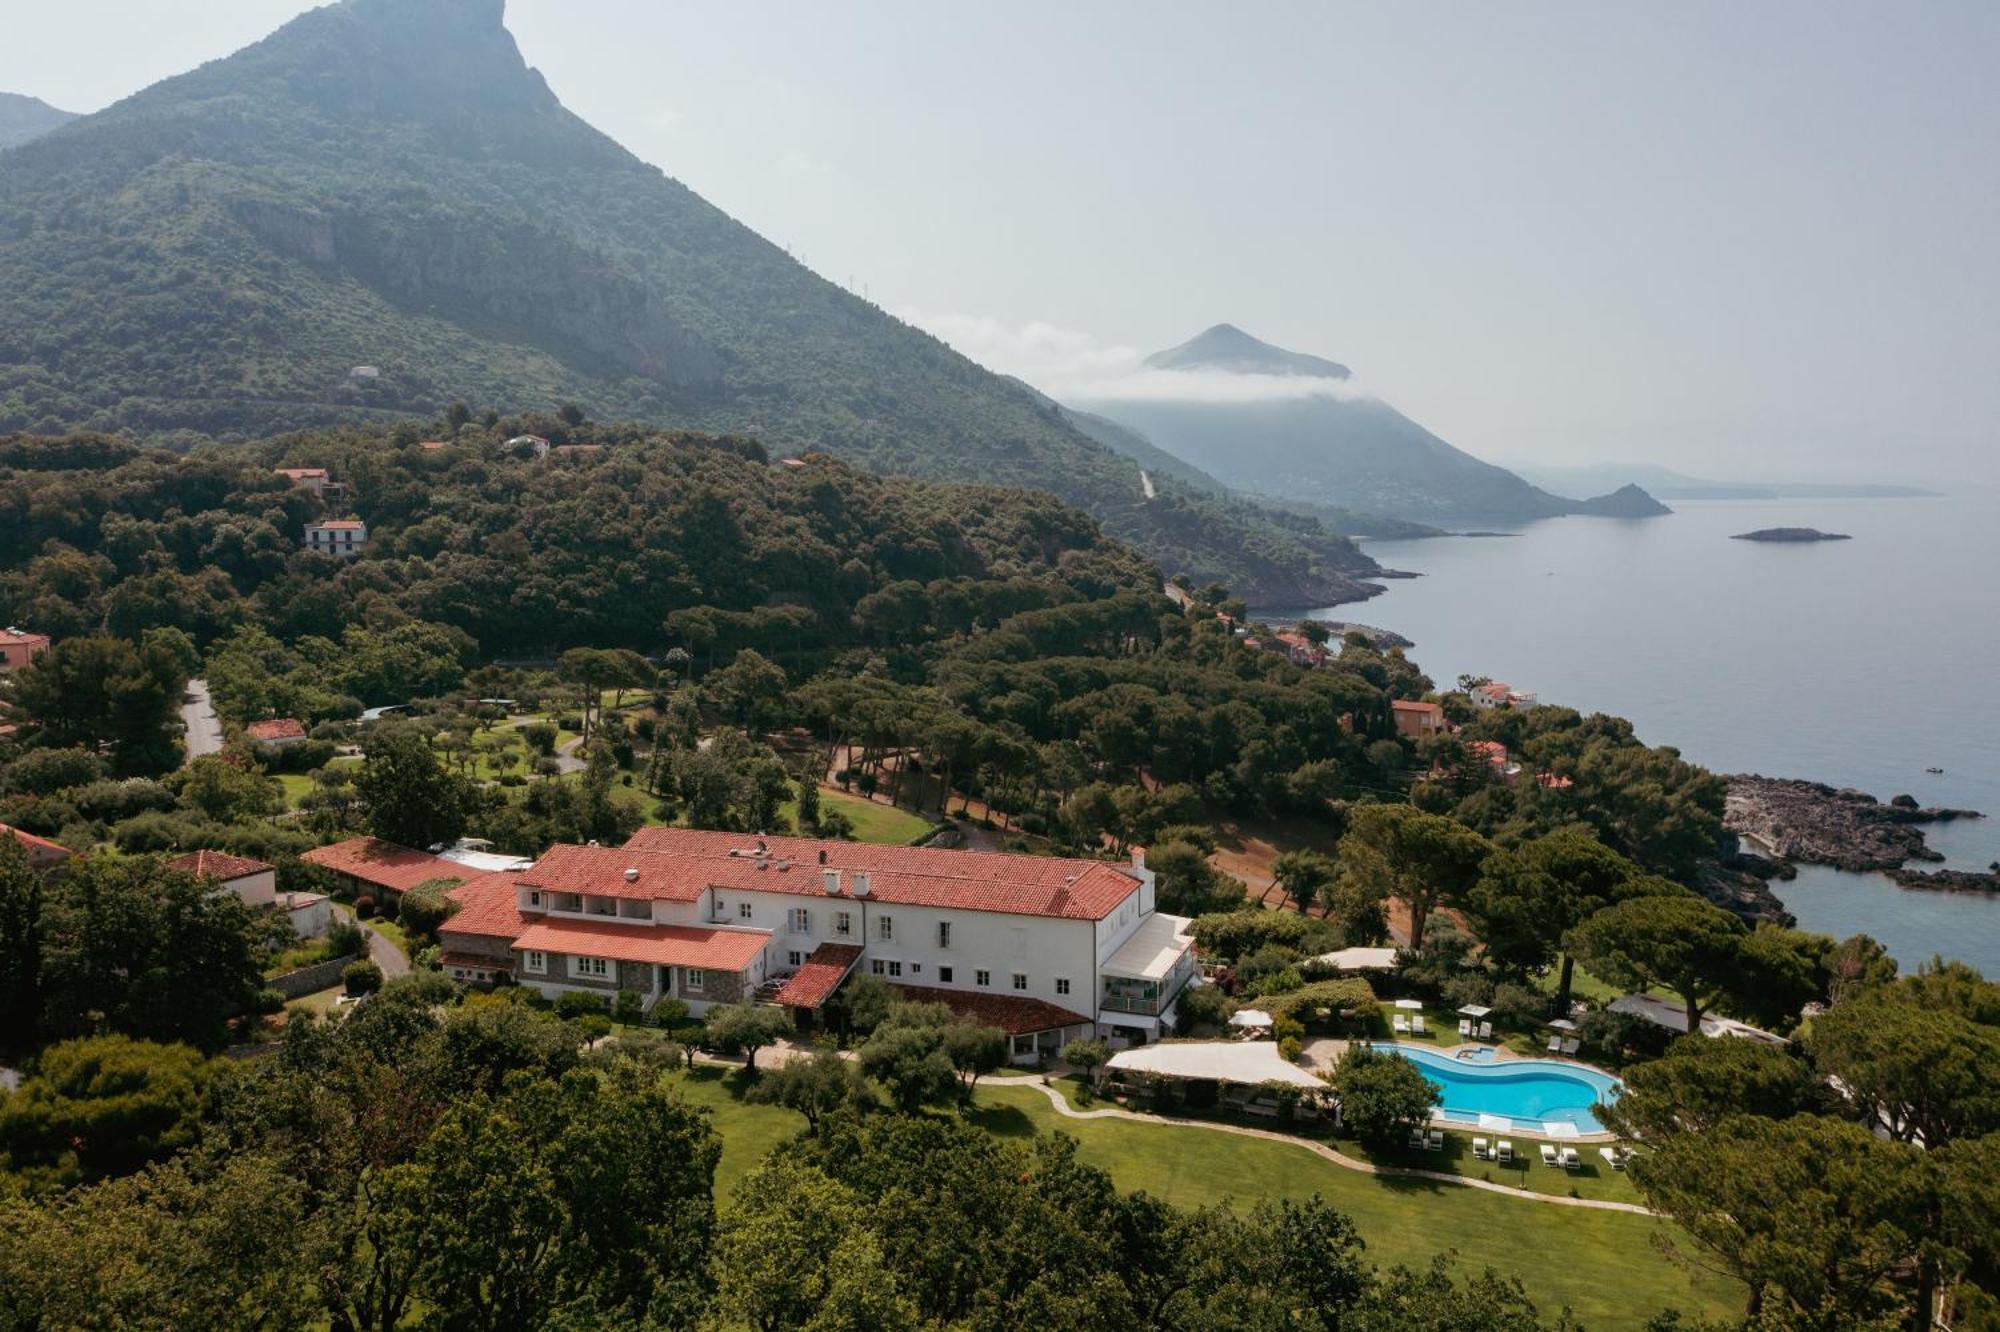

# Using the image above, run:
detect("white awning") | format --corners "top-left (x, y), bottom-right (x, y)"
top-left (1107, 1040), bottom-right (1326, 1090)
top-left (1228, 1009), bottom-right (1274, 1028)
top-left (1103, 912), bottom-right (1195, 980)
top-left (1314, 946), bottom-right (1399, 972)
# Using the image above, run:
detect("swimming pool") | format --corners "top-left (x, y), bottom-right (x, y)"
top-left (1378, 1042), bottom-right (1621, 1133)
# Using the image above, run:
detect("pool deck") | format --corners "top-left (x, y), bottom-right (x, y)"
top-left (1304, 1038), bottom-right (1620, 1143)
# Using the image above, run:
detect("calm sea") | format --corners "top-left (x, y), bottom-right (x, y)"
top-left (1279, 493), bottom-right (2000, 976)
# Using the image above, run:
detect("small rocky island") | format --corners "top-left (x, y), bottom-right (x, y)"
top-left (1725, 775), bottom-right (1997, 893)
top-left (1730, 527), bottom-right (1851, 542)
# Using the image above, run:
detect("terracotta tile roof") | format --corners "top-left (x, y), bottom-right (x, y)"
top-left (617, 829), bottom-right (1141, 921)
top-left (244, 718), bottom-right (307, 741)
top-left (0, 629), bottom-right (49, 648)
top-left (165, 849), bottom-right (272, 881)
top-left (889, 983), bottom-right (1092, 1036)
top-left (302, 838), bottom-right (463, 895)
top-left (276, 467), bottom-right (329, 479)
top-left (2, 823), bottom-right (72, 862)
top-left (516, 844), bottom-right (710, 903)
top-left (773, 943), bottom-right (864, 1009)
top-left (1391, 700), bottom-right (1444, 715)
top-left (511, 918), bottom-right (770, 971)
top-left (311, 520), bottom-right (367, 531)
top-left (440, 871), bottom-right (531, 941)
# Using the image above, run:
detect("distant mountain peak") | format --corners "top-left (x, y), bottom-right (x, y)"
top-left (0, 92), bottom-right (79, 151)
top-left (1144, 324), bottom-right (1352, 380)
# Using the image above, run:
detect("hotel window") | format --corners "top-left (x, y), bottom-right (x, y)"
top-left (878, 916), bottom-right (894, 941)
top-left (938, 966), bottom-right (954, 984)
top-left (909, 962), bottom-right (922, 976)
top-left (523, 950), bottom-right (546, 974)
top-left (1012, 973), bottom-right (1027, 992)
top-left (685, 968), bottom-right (705, 993)
top-left (975, 969), bottom-right (990, 987)
top-left (834, 911), bottom-right (852, 937)
top-left (887, 960), bottom-right (902, 978)
top-left (738, 902), bottom-right (753, 920)
top-left (572, 956), bottom-right (609, 979)
top-left (1055, 978), bottom-right (1071, 996)
top-left (528, 891), bottom-right (542, 907)
top-left (871, 959), bottom-right (886, 976)
top-left (787, 951), bottom-right (803, 968)
top-left (937, 921), bottom-right (951, 948)
top-left (790, 907), bottom-right (811, 934)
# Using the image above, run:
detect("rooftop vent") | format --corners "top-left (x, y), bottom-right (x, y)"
top-left (822, 869), bottom-right (842, 896)
top-left (851, 871), bottom-right (872, 899)
top-left (623, 868), bottom-right (639, 883)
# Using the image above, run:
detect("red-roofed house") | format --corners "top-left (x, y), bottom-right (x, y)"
top-left (276, 466), bottom-right (331, 495)
top-left (302, 837), bottom-right (463, 898)
top-left (448, 829), bottom-right (1197, 1055)
top-left (0, 627), bottom-right (49, 674)
top-left (244, 718), bottom-right (308, 747)
top-left (1391, 699), bottom-right (1447, 739)
top-left (2, 823), bottom-right (72, 870)
top-left (167, 849), bottom-right (276, 906)
top-left (1469, 681), bottom-right (1539, 711)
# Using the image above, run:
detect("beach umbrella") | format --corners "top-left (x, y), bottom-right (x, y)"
top-left (1548, 1018), bottom-right (1579, 1031)
top-left (1457, 1004), bottom-right (1493, 1018)
top-left (1394, 998), bottom-right (1425, 1010)
top-left (1228, 1009), bottom-right (1274, 1028)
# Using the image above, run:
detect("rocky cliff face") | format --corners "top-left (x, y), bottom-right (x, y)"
top-left (1725, 774), bottom-right (1981, 872)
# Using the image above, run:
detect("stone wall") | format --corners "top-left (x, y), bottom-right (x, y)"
top-left (268, 953), bottom-right (361, 998)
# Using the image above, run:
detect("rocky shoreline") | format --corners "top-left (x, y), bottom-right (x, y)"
top-left (1724, 774), bottom-right (1994, 893)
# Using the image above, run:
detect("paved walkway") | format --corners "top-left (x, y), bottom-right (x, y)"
top-left (331, 903), bottom-right (410, 978)
top-left (1016, 1080), bottom-right (1655, 1216)
top-left (180, 678), bottom-right (224, 763)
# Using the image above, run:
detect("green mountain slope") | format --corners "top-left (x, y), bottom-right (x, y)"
top-left (1080, 325), bottom-right (1667, 526)
top-left (0, 94), bottom-right (76, 150)
top-left (0, 0), bottom-right (1380, 607)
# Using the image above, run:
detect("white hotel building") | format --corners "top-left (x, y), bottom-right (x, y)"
top-left (440, 827), bottom-right (1198, 1060)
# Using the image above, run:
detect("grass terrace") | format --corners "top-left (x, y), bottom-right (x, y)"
top-left (665, 1067), bottom-right (1740, 1330)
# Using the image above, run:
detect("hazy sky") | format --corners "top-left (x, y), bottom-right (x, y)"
top-left (6, 1), bottom-right (1997, 484)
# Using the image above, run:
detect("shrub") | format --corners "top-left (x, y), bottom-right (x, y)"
top-left (0, 747), bottom-right (105, 796)
top-left (1278, 1035), bottom-right (1303, 1063)
top-left (555, 990), bottom-right (610, 1020)
top-left (354, 895), bottom-right (376, 919)
top-left (522, 722), bottom-right (558, 756)
top-left (614, 989), bottom-right (644, 1026)
top-left (575, 1013), bottom-right (613, 1042)
top-left (251, 988), bottom-right (286, 1015)
top-left (649, 997), bottom-right (689, 1030)
top-left (325, 920), bottom-right (366, 959)
top-left (1175, 982), bottom-right (1232, 1036)
top-left (373, 892), bottom-right (400, 922)
top-left (343, 960), bottom-right (384, 996)
top-left (398, 880), bottom-right (459, 941)
top-left (1264, 978), bottom-right (1378, 1028)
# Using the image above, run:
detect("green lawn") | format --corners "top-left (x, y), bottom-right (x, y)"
top-left (799, 786), bottom-right (938, 844)
top-left (662, 1067), bottom-right (1739, 1330)
top-left (970, 1084), bottom-right (1738, 1329)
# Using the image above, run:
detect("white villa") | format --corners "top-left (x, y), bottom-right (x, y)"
top-left (441, 828), bottom-right (1199, 1061)
top-left (303, 519), bottom-right (368, 557)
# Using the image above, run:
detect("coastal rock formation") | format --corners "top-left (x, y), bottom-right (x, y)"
top-left (1889, 865), bottom-right (2000, 894)
top-left (1725, 775), bottom-right (1981, 873)
top-left (1731, 528), bottom-right (1851, 542)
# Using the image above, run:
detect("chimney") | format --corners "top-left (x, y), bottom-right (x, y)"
top-left (1131, 847), bottom-right (1147, 872)
top-left (818, 849), bottom-right (828, 865)
top-left (623, 867), bottom-right (639, 883)
top-left (822, 869), bottom-right (842, 896)
top-left (851, 871), bottom-right (872, 898)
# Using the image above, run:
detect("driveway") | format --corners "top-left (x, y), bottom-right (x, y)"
top-left (181, 678), bottom-right (224, 763)
top-left (333, 903), bottom-right (411, 978)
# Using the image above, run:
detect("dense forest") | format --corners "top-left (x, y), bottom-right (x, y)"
top-left (0, 0), bottom-right (1381, 605)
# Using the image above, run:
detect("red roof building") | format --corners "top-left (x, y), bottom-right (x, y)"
top-left (244, 718), bottom-right (308, 744)
top-left (1391, 699), bottom-right (1447, 739)
top-left (303, 837), bottom-right (463, 896)
top-left (166, 849), bottom-right (273, 881)
top-left (772, 943), bottom-right (865, 1009)
top-left (0, 627), bottom-right (50, 674)
top-left (1, 823), bottom-right (73, 870)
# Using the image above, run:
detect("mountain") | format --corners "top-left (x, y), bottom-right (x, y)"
top-left (0, 0), bottom-right (1379, 608)
top-left (1144, 323), bottom-right (1351, 379)
top-left (0, 93), bottom-right (76, 149)
top-left (1516, 461), bottom-right (1940, 502)
top-left (1075, 325), bottom-right (1667, 526)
